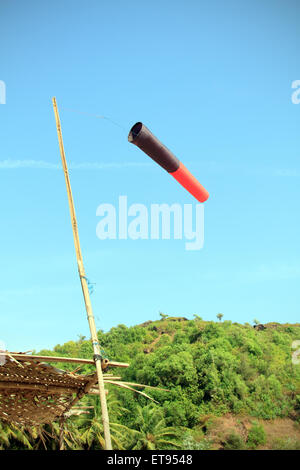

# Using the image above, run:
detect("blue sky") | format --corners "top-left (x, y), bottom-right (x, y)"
top-left (0, 0), bottom-right (299, 352)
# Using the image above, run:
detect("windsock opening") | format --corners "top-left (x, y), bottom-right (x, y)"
top-left (128, 122), bottom-right (143, 142)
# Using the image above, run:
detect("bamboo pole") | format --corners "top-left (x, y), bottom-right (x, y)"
top-left (2, 353), bottom-right (129, 368)
top-left (0, 381), bottom-right (79, 394)
top-left (52, 97), bottom-right (112, 450)
top-left (59, 416), bottom-right (65, 451)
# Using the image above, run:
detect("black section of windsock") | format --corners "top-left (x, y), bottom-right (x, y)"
top-left (128, 122), bottom-right (180, 173)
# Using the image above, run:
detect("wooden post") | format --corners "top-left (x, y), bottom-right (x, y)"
top-left (52, 97), bottom-right (112, 450)
top-left (59, 415), bottom-right (65, 451)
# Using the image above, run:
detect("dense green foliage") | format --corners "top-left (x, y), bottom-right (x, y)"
top-left (1, 317), bottom-right (300, 449)
top-left (247, 422), bottom-right (266, 449)
top-left (93, 317), bottom-right (300, 423)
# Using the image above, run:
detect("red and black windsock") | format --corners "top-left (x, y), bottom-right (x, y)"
top-left (128, 122), bottom-right (209, 203)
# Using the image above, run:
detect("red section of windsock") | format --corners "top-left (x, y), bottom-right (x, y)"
top-left (171, 163), bottom-right (209, 203)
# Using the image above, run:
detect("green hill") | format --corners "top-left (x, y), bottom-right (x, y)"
top-left (1, 316), bottom-right (300, 449)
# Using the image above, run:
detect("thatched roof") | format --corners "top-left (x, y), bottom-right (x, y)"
top-left (0, 353), bottom-right (98, 426)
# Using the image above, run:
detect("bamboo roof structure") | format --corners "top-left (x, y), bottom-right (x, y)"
top-left (0, 352), bottom-right (128, 427)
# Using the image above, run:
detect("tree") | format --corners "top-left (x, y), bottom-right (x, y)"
top-left (193, 314), bottom-right (203, 321)
top-left (0, 421), bottom-right (33, 450)
top-left (129, 405), bottom-right (182, 450)
top-left (159, 312), bottom-right (169, 320)
top-left (253, 319), bottom-right (260, 326)
top-left (76, 395), bottom-right (133, 450)
top-left (77, 334), bottom-right (86, 343)
top-left (217, 313), bottom-right (224, 322)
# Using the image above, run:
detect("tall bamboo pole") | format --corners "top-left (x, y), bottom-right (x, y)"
top-left (52, 97), bottom-right (112, 450)
top-left (59, 416), bottom-right (65, 451)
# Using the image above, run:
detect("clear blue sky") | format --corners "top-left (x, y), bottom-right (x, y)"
top-left (0, 0), bottom-right (299, 352)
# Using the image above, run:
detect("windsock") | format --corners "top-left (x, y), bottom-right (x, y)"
top-left (128, 122), bottom-right (209, 203)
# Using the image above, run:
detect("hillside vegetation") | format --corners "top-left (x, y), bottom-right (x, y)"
top-left (1, 316), bottom-right (300, 450)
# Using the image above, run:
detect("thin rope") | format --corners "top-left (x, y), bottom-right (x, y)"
top-left (61, 106), bottom-right (127, 133)
top-left (81, 276), bottom-right (96, 295)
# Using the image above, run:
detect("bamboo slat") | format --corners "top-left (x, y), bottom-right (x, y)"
top-left (0, 353), bottom-right (129, 368)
